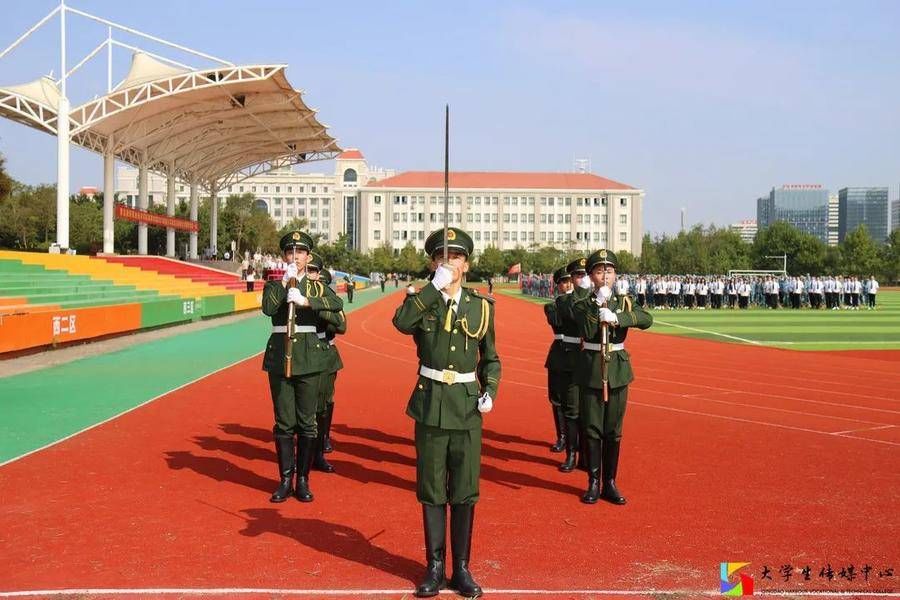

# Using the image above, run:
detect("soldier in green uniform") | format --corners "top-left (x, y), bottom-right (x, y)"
top-left (261, 232), bottom-right (344, 503)
top-left (392, 227), bottom-right (501, 599)
top-left (572, 249), bottom-right (652, 505)
top-left (544, 268), bottom-right (568, 454)
top-left (309, 263), bottom-right (345, 472)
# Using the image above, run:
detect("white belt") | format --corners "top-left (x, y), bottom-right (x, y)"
top-left (553, 334), bottom-right (582, 344)
top-left (553, 333), bottom-right (563, 340)
top-left (419, 365), bottom-right (477, 385)
top-left (583, 342), bottom-right (624, 352)
top-left (272, 325), bottom-right (318, 334)
top-left (316, 332), bottom-right (327, 339)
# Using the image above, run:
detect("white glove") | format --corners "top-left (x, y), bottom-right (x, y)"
top-left (287, 287), bottom-right (309, 307)
top-left (431, 264), bottom-right (454, 291)
top-left (597, 285), bottom-right (613, 302)
top-left (599, 307), bottom-right (618, 324)
top-left (477, 392), bottom-right (493, 413)
top-left (577, 276), bottom-right (592, 289)
top-left (282, 263), bottom-right (299, 283)
top-left (406, 284), bottom-right (417, 295)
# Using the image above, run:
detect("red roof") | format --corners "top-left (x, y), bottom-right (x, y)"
top-left (367, 171), bottom-right (635, 190)
top-left (337, 149), bottom-right (364, 160)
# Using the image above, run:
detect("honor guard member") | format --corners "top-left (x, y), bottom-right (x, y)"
top-left (544, 267), bottom-right (582, 463)
top-left (393, 227), bottom-right (501, 598)
top-left (572, 249), bottom-right (653, 504)
top-left (307, 257), bottom-right (346, 472)
top-left (261, 231), bottom-right (344, 503)
top-left (544, 268), bottom-right (568, 453)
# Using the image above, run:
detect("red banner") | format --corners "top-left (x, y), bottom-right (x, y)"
top-left (508, 262), bottom-right (521, 275)
top-left (115, 204), bottom-right (199, 232)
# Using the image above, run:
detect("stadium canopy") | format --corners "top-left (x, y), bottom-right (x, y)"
top-left (0, 2), bottom-right (340, 257)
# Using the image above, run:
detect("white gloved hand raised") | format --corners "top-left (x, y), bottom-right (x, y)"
top-left (287, 287), bottom-right (309, 307)
top-left (598, 307), bottom-right (618, 324)
top-left (406, 284), bottom-right (417, 295)
top-left (477, 392), bottom-right (493, 414)
top-left (431, 264), bottom-right (454, 291)
top-left (282, 263), bottom-right (299, 283)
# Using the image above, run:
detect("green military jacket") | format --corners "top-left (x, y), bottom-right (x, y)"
top-left (316, 309), bottom-right (346, 374)
top-left (573, 291), bottom-right (653, 389)
top-left (393, 282), bottom-right (501, 430)
top-left (544, 291), bottom-right (582, 372)
top-left (261, 276), bottom-right (344, 376)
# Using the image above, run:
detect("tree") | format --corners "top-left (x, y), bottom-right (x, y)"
top-left (752, 221), bottom-right (826, 275)
top-left (395, 242), bottom-right (428, 276)
top-left (616, 250), bottom-right (638, 273)
top-left (475, 245), bottom-right (505, 276)
top-left (0, 151), bottom-right (13, 201)
top-left (840, 225), bottom-right (880, 277)
top-left (878, 229), bottom-right (900, 282)
top-left (371, 243), bottom-right (395, 273)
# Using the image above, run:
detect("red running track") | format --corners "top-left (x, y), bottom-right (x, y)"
top-left (0, 291), bottom-right (898, 598)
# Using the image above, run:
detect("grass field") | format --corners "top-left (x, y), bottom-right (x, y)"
top-left (500, 288), bottom-right (900, 351)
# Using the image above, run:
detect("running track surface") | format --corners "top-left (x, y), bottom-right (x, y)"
top-left (1, 290), bottom-right (898, 598)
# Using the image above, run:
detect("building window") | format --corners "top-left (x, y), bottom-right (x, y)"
top-left (311, 186), bottom-right (317, 193)
top-left (564, 214), bottom-right (571, 224)
top-left (374, 212), bottom-right (381, 222)
top-left (540, 214), bottom-right (547, 224)
top-left (286, 209), bottom-right (293, 218)
top-left (275, 186), bottom-right (280, 193)
top-left (393, 214), bottom-right (400, 223)
top-left (322, 198), bottom-right (329, 205)
top-left (492, 231), bottom-right (498, 240)
top-left (322, 209), bottom-right (329, 218)
top-left (620, 232), bottom-right (627, 242)
top-left (620, 197), bottom-right (627, 206)
top-left (474, 231), bottom-right (481, 241)
top-left (393, 231), bottom-right (400, 240)
top-left (274, 209), bottom-right (281, 217)
top-left (564, 197), bottom-right (571, 206)
top-left (263, 186), bottom-right (268, 193)
top-left (619, 214), bottom-right (627, 225)
top-left (541, 232), bottom-right (547, 242)
top-left (602, 214), bottom-right (608, 224)
top-left (374, 195), bottom-right (382, 204)
top-left (239, 186), bottom-right (244, 192)
top-left (287, 186), bottom-right (292, 193)
top-left (299, 186), bottom-right (304, 193)
top-left (503, 231), bottom-right (510, 241)
top-left (343, 168), bottom-right (357, 183)
top-left (548, 215), bottom-right (555, 224)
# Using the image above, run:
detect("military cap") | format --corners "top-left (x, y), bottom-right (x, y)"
top-left (279, 230), bottom-right (314, 253)
top-left (319, 269), bottom-right (332, 285)
top-left (424, 227), bottom-right (473, 259)
top-left (586, 248), bottom-right (618, 273)
top-left (553, 267), bottom-right (572, 284)
top-left (307, 252), bottom-right (324, 271)
top-left (566, 257), bottom-right (588, 275)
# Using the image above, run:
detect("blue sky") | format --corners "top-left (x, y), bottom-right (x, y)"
top-left (1, 0), bottom-right (897, 235)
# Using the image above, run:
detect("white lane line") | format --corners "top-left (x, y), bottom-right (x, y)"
top-left (653, 319), bottom-right (763, 345)
top-left (830, 424), bottom-right (896, 435)
top-left (0, 352), bottom-right (264, 469)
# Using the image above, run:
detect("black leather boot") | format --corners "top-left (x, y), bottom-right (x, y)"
top-left (601, 438), bottom-right (627, 505)
top-left (323, 403), bottom-right (334, 454)
top-left (313, 412), bottom-right (335, 473)
top-left (580, 437), bottom-right (602, 504)
top-left (558, 418), bottom-right (579, 472)
top-left (448, 504), bottom-right (482, 598)
top-left (550, 405), bottom-right (565, 453)
top-left (415, 504), bottom-right (447, 597)
top-left (294, 436), bottom-right (314, 502)
top-left (269, 431), bottom-right (295, 503)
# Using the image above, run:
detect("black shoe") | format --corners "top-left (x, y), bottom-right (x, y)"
top-left (550, 405), bottom-right (565, 453)
top-left (558, 418), bottom-right (579, 472)
top-left (416, 504), bottom-right (447, 597)
top-left (601, 438), bottom-right (627, 505)
top-left (448, 504), bottom-right (482, 598)
top-left (295, 436), bottom-right (315, 502)
top-left (580, 438), bottom-right (602, 504)
top-left (313, 413), bottom-right (335, 473)
top-left (323, 403), bottom-right (334, 454)
top-left (269, 432), bottom-right (295, 503)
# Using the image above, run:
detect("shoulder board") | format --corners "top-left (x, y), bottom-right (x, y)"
top-left (465, 287), bottom-right (495, 303)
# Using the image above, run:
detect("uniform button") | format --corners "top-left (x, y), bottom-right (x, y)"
top-left (418, 384), bottom-right (424, 389)
top-left (453, 329), bottom-right (458, 334)
top-left (449, 364), bottom-right (454, 369)
top-left (450, 346), bottom-right (456, 351)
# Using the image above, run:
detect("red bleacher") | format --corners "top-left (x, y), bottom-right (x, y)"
top-left (97, 256), bottom-right (264, 291)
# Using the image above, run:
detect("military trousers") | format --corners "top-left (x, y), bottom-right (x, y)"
top-left (414, 422), bottom-right (481, 506)
top-left (316, 370), bottom-right (338, 414)
top-left (579, 385), bottom-right (628, 442)
top-left (268, 372), bottom-right (320, 438)
top-left (548, 368), bottom-right (580, 420)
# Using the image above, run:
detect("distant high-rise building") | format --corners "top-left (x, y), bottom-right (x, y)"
top-left (827, 193), bottom-right (839, 246)
top-left (892, 199), bottom-right (900, 233)
top-left (730, 219), bottom-right (757, 243)
top-left (757, 184), bottom-right (830, 243)
top-left (838, 187), bottom-right (889, 243)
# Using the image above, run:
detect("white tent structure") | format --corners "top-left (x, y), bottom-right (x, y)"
top-left (0, 2), bottom-right (340, 257)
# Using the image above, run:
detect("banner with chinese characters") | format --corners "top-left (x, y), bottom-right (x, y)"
top-left (115, 204), bottom-right (199, 232)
